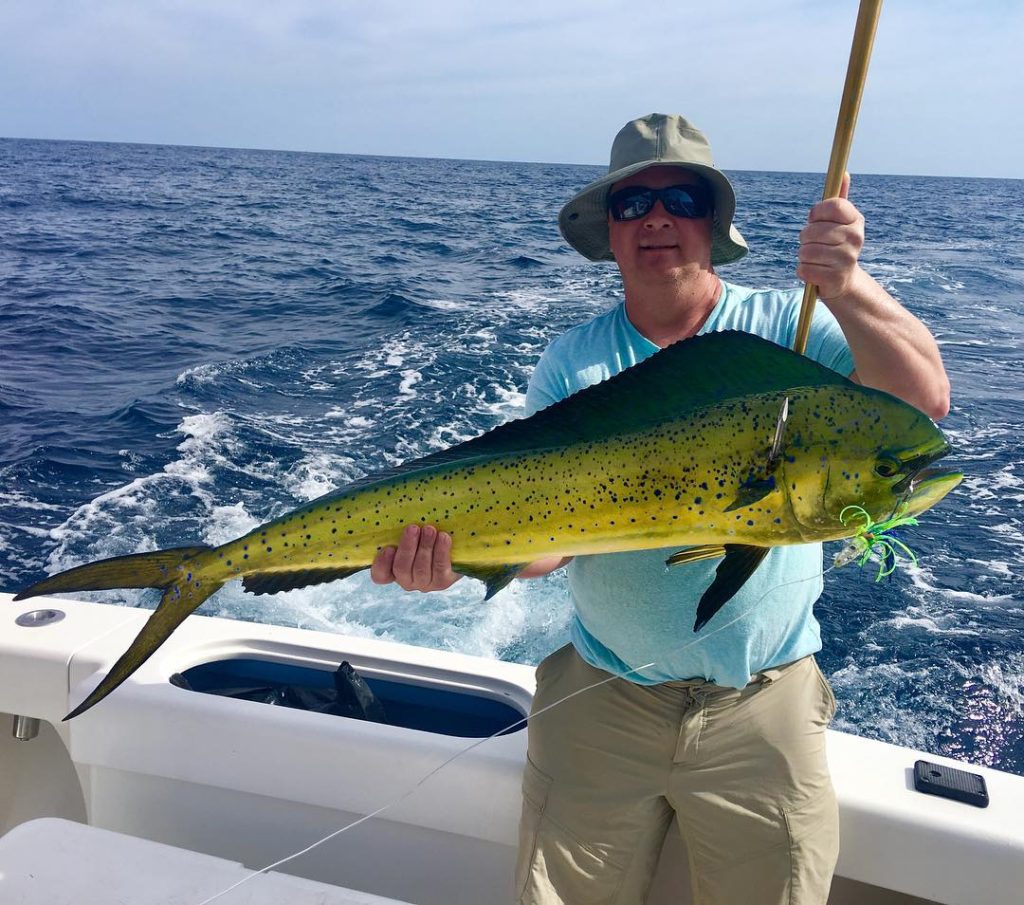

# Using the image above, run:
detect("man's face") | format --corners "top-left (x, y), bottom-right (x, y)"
top-left (607, 165), bottom-right (714, 285)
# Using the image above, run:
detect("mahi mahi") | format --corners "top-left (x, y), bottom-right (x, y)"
top-left (16, 331), bottom-right (961, 718)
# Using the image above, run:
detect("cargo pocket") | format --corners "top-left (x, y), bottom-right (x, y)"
top-left (514, 755), bottom-right (554, 900)
top-left (783, 790), bottom-right (840, 903)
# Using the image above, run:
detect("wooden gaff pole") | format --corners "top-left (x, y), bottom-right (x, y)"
top-left (792, 0), bottom-right (884, 355)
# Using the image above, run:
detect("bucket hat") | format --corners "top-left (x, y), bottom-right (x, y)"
top-left (559, 113), bottom-right (748, 265)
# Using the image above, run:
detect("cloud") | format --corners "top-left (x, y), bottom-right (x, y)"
top-left (1, 0), bottom-right (1021, 176)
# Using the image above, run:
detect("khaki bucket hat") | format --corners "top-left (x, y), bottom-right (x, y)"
top-left (559, 113), bottom-right (748, 266)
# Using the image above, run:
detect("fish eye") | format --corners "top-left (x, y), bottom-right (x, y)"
top-left (874, 457), bottom-right (901, 478)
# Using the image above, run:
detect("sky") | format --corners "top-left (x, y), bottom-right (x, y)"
top-left (2, 0), bottom-right (1022, 178)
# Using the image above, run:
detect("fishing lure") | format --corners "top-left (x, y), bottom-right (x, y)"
top-left (833, 505), bottom-right (919, 580)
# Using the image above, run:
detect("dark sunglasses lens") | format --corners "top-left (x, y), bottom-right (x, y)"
top-left (608, 185), bottom-right (711, 221)
top-left (608, 188), bottom-right (654, 221)
top-left (662, 186), bottom-right (710, 218)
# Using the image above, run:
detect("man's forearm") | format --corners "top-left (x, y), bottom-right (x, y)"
top-left (517, 556), bottom-right (572, 579)
top-left (822, 267), bottom-right (951, 419)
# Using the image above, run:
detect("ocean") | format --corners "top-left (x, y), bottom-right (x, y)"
top-left (1, 137), bottom-right (1022, 774)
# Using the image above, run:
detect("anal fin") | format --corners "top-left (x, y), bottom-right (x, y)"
top-left (693, 545), bottom-right (771, 632)
top-left (666, 545), bottom-right (726, 567)
top-left (452, 562), bottom-right (527, 600)
top-left (242, 567), bottom-right (363, 596)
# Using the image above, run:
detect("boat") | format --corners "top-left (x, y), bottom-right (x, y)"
top-left (2, 590), bottom-right (1022, 904)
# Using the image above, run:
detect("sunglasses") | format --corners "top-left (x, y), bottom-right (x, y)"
top-left (607, 183), bottom-right (712, 222)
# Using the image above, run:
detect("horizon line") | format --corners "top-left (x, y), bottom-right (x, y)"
top-left (1, 133), bottom-right (1020, 182)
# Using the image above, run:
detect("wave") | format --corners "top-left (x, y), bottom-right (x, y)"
top-left (507, 254), bottom-right (545, 268)
top-left (361, 291), bottom-right (439, 323)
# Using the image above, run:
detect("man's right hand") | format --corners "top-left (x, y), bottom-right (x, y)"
top-left (369, 525), bottom-right (572, 594)
top-left (370, 524), bottom-right (462, 593)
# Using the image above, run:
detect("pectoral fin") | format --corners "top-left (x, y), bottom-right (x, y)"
top-left (452, 562), bottom-right (527, 600)
top-left (724, 476), bottom-right (777, 512)
top-left (693, 545), bottom-right (770, 632)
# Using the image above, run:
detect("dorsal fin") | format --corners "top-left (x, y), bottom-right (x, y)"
top-left (306, 331), bottom-right (853, 506)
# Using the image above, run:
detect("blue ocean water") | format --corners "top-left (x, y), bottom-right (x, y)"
top-left (1, 138), bottom-right (1022, 774)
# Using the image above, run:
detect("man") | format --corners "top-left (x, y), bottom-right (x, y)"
top-left (372, 114), bottom-right (949, 904)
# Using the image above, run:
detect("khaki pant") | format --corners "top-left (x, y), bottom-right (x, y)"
top-left (515, 646), bottom-right (839, 905)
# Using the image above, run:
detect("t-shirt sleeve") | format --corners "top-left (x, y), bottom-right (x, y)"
top-left (804, 302), bottom-right (856, 377)
top-left (524, 344), bottom-right (566, 416)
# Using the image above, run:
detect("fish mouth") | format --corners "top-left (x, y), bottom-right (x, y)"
top-left (897, 466), bottom-right (963, 517)
top-left (892, 448), bottom-right (948, 494)
top-left (889, 438), bottom-right (961, 517)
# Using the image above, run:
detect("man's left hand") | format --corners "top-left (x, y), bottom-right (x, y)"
top-left (797, 172), bottom-right (865, 301)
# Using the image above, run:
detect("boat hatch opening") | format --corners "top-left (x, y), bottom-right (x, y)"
top-left (177, 657), bottom-right (527, 738)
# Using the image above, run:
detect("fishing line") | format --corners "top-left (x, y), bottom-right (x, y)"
top-left (193, 562), bottom-right (835, 905)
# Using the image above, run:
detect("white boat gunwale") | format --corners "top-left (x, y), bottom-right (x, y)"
top-left (3, 591), bottom-right (1023, 905)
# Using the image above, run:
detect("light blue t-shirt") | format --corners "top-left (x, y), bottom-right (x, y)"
top-left (525, 281), bottom-right (855, 688)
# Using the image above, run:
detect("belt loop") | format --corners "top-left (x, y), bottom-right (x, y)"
top-left (756, 656), bottom-right (804, 687)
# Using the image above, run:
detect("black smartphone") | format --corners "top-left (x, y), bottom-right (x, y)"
top-left (913, 759), bottom-right (989, 808)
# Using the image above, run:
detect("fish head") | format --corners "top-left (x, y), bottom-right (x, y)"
top-left (781, 386), bottom-right (962, 540)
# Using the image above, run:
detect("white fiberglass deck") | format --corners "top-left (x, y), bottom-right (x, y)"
top-left (0, 817), bottom-right (411, 905)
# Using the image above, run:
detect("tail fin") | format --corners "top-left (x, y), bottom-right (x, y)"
top-left (14, 546), bottom-right (212, 600)
top-left (15, 546), bottom-right (223, 720)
